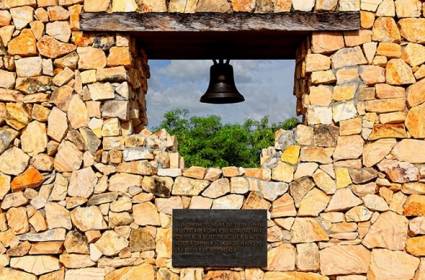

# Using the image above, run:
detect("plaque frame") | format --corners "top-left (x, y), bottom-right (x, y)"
top-left (172, 209), bottom-right (267, 268)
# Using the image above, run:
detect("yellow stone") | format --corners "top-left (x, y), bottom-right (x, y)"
top-left (0, 268), bottom-right (36, 280)
top-left (407, 78), bottom-right (425, 107)
top-left (182, 166), bottom-right (206, 179)
top-left (6, 103), bottom-right (29, 130)
top-left (309, 86), bottom-right (332, 106)
top-left (231, 0), bottom-right (255, 11)
top-left (84, 0), bottom-right (110, 12)
top-left (335, 167), bottom-right (352, 189)
top-left (111, 0), bottom-right (137, 12)
top-left (377, 42), bottom-right (401, 57)
top-left (305, 54), bottom-right (331, 72)
top-left (377, 0), bottom-right (396, 17)
top-left (359, 65), bottom-right (385, 85)
top-left (401, 43), bottom-right (425, 67)
top-left (340, 117), bottom-right (362, 136)
top-left (332, 84), bottom-right (357, 101)
top-left (7, 29), bottom-right (37, 56)
top-left (107, 47), bottom-right (132, 67)
top-left (311, 70), bottom-right (336, 84)
top-left (264, 272), bottom-right (328, 280)
top-left (365, 98), bottom-right (406, 113)
top-left (344, 29), bottom-right (372, 47)
top-left (336, 67), bottom-right (359, 84)
top-left (272, 162), bottom-right (295, 183)
top-left (375, 84), bottom-right (405, 99)
top-left (406, 236), bottom-right (425, 256)
top-left (280, 145), bottom-right (300, 165)
top-left (395, 0), bottom-right (422, 17)
top-left (274, 0), bottom-right (292, 12)
top-left (369, 123), bottom-right (408, 140)
top-left (386, 58), bottom-right (416, 85)
top-left (372, 17), bottom-right (401, 42)
top-left (222, 166), bottom-right (240, 177)
top-left (399, 18), bottom-right (425, 43)
top-left (380, 111), bottom-right (406, 124)
top-left (105, 263), bottom-right (155, 280)
top-left (360, 11), bottom-right (375, 29)
top-left (406, 103), bottom-right (425, 138)
top-left (311, 32), bottom-right (345, 54)
top-left (298, 188), bottom-right (330, 216)
top-left (404, 194), bottom-right (425, 216)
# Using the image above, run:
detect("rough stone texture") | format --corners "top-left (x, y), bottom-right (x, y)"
top-left (10, 166), bottom-right (43, 191)
top-left (68, 167), bottom-right (97, 198)
top-left (333, 135), bottom-right (364, 160)
top-left (95, 230), bottom-right (128, 256)
top-left (271, 193), bottom-right (296, 217)
top-left (202, 178), bottom-right (230, 198)
top-left (291, 218), bottom-right (329, 243)
top-left (0, 147), bottom-right (29, 175)
top-left (326, 188), bottom-right (362, 211)
top-left (172, 177), bottom-right (210, 196)
top-left (267, 243), bottom-right (296, 271)
top-left (47, 107), bottom-right (68, 142)
top-left (406, 103), bottom-right (425, 138)
top-left (298, 188), bottom-right (329, 216)
top-left (363, 211), bottom-right (408, 250)
top-left (404, 195), bottom-right (425, 216)
top-left (386, 58), bottom-right (416, 85)
top-left (296, 243), bottom-right (319, 271)
top-left (320, 245), bottom-right (371, 275)
top-left (133, 202), bottom-right (160, 226)
top-left (372, 17), bottom-right (401, 42)
top-left (408, 78), bottom-right (425, 107)
top-left (105, 263), bottom-right (154, 279)
top-left (70, 207), bottom-right (107, 232)
top-left (399, 18), bottom-right (425, 44)
top-left (21, 121), bottom-right (47, 156)
top-left (7, 29), bottom-right (37, 56)
top-left (406, 236), bottom-right (425, 256)
top-left (393, 140), bottom-right (425, 163)
top-left (77, 47), bottom-right (106, 70)
top-left (363, 139), bottom-right (396, 167)
top-left (368, 249), bottom-right (420, 280)
top-left (10, 256), bottom-right (59, 276)
top-left (54, 141), bottom-right (83, 172)
top-left (0, 268), bottom-right (36, 280)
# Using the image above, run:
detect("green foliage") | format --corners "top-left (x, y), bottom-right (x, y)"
top-left (159, 109), bottom-right (298, 168)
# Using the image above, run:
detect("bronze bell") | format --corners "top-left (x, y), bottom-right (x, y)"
top-left (200, 59), bottom-right (245, 104)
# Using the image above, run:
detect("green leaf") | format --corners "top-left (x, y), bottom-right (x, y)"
top-left (158, 109), bottom-right (298, 168)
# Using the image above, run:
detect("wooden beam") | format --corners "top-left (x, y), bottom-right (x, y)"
top-left (137, 31), bottom-right (304, 59)
top-left (80, 12), bottom-right (360, 33)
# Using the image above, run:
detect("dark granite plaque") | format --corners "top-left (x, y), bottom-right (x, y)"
top-left (172, 209), bottom-right (267, 268)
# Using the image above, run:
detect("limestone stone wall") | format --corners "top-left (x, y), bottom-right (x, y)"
top-left (71, 0), bottom-right (360, 13)
top-left (0, 0), bottom-right (425, 280)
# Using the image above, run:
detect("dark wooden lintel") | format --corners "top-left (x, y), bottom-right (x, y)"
top-left (80, 12), bottom-right (360, 33)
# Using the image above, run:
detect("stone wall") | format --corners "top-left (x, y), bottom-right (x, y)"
top-left (1, 0), bottom-right (425, 280)
top-left (74, 0), bottom-right (360, 13)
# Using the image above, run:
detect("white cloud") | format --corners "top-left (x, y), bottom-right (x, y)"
top-left (157, 60), bottom-right (210, 80)
top-left (146, 60), bottom-right (297, 129)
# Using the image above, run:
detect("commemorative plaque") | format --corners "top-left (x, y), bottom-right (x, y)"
top-left (172, 209), bottom-right (267, 268)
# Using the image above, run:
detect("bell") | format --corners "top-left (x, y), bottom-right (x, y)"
top-left (200, 59), bottom-right (245, 104)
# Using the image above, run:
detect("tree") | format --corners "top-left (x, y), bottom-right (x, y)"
top-left (159, 109), bottom-right (298, 168)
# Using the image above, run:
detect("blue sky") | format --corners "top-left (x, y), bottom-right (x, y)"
top-left (146, 60), bottom-right (297, 129)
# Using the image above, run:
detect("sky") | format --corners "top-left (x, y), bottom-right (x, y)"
top-left (146, 60), bottom-right (297, 129)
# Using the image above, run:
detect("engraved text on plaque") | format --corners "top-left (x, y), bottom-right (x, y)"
top-left (172, 209), bottom-right (267, 268)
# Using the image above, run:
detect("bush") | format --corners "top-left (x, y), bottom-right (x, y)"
top-left (159, 109), bottom-right (298, 168)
